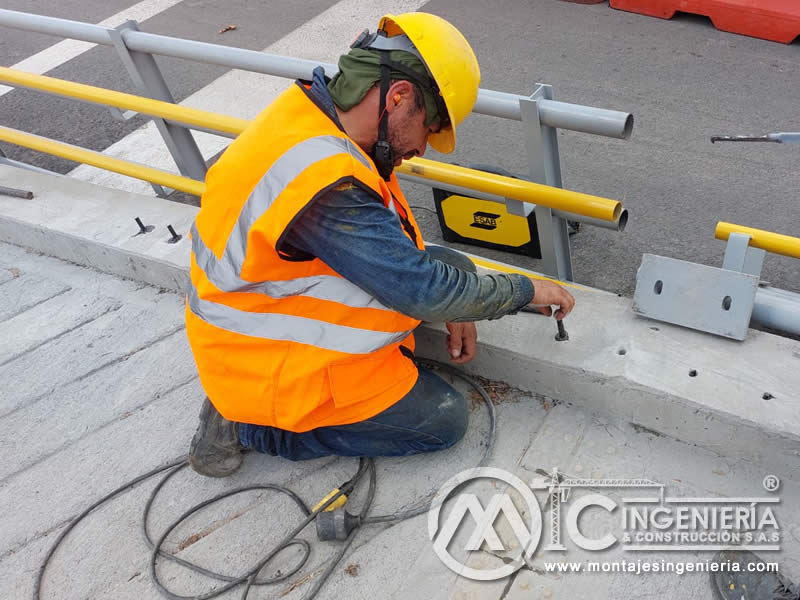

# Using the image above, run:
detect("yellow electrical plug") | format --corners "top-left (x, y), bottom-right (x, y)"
top-left (313, 488), bottom-right (348, 513)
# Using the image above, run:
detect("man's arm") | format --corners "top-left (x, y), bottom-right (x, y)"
top-left (281, 183), bottom-right (535, 323)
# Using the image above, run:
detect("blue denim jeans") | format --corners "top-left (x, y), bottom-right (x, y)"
top-left (238, 246), bottom-right (474, 461)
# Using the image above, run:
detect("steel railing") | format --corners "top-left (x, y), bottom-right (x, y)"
top-left (0, 8), bottom-right (636, 280)
top-left (0, 67), bottom-right (625, 222)
top-left (0, 9), bottom-right (633, 139)
top-left (716, 221), bottom-right (800, 260)
top-left (714, 222), bottom-right (800, 336)
top-left (0, 125), bottom-right (205, 196)
top-left (4, 9), bottom-right (797, 336)
top-left (0, 66), bottom-right (248, 137)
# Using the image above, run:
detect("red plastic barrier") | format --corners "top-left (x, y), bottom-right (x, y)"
top-left (609, 0), bottom-right (800, 43)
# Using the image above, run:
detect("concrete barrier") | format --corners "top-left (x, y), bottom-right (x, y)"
top-left (1, 164), bottom-right (798, 473)
top-left (610, 0), bottom-right (800, 44)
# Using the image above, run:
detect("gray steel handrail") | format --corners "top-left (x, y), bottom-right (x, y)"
top-left (0, 7), bottom-right (637, 280)
top-left (0, 8), bottom-right (633, 139)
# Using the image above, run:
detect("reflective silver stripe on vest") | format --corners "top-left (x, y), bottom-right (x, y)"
top-left (192, 135), bottom-right (392, 311)
top-left (226, 135), bottom-right (372, 273)
top-left (187, 284), bottom-right (413, 354)
top-left (192, 222), bottom-right (392, 310)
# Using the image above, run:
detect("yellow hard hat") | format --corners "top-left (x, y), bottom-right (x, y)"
top-left (378, 13), bottom-right (480, 154)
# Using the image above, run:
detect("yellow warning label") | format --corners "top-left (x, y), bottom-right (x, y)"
top-left (441, 195), bottom-right (531, 246)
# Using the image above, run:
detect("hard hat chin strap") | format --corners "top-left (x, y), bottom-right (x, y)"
top-left (371, 49), bottom-right (443, 181)
top-left (354, 29), bottom-right (445, 180)
top-left (371, 50), bottom-right (394, 181)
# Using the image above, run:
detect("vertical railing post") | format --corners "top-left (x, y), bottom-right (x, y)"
top-left (519, 84), bottom-right (573, 281)
top-left (721, 232), bottom-right (766, 277)
top-left (108, 20), bottom-right (207, 195)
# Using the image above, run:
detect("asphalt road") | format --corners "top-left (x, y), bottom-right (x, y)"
top-left (1, 0), bottom-right (798, 296)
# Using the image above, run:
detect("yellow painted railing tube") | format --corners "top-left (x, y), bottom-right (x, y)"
top-left (715, 222), bottom-right (800, 260)
top-left (397, 158), bottom-right (622, 222)
top-left (0, 126), bottom-right (206, 197)
top-left (0, 67), bottom-right (249, 137)
top-left (0, 67), bottom-right (623, 222)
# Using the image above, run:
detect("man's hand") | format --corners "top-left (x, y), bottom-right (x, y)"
top-left (528, 279), bottom-right (575, 320)
top-left (446, 322), bottom-right (477, 364)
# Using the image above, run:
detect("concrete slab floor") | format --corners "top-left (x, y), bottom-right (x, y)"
top-left (1, 241), bottom-right (798, 600)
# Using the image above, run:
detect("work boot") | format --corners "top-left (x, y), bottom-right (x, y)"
top-left (189, 397), bottom-right (244, 477)
top-left (710, 550), bottom-right (799, 600)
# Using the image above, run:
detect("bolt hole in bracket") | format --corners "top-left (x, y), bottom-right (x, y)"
top-left (632, 254), bottom-right (759, 341)
top-left (722, 295), bottom-right (732, 311)
top-left (689, 369), bottom-right (698, 377)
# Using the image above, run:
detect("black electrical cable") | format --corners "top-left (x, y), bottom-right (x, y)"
top-left (365, 358), bottom-right (496, 524)
top-left (408, 205), bottom-right (438, 216)
top-left (146, 469), bottom-right (320, 599)
top-left (33, 359), bottom-right (496, 600)
top-left (299, 458), bottom-right (377, 600)
top-left (32, 455), bottom-right (187, 600)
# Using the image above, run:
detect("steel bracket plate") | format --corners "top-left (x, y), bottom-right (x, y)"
top-left (633, 254), bottom-right (758, 340)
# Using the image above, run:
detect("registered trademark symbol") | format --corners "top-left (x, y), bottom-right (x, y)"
top-left (763, 475), bottom-right (780, 492)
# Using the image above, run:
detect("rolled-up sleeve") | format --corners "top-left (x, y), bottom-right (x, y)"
top-left (281, 184), bottom-right (535, 322)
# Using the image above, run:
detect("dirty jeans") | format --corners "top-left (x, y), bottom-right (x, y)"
top-left (237, 245), bottom-right (474, 460)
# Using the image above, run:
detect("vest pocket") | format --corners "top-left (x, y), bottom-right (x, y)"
top-left (327, 349), bottom-right (417, 409)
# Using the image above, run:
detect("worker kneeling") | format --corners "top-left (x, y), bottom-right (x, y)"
top-left (185, 12), bottom-right (575, 477)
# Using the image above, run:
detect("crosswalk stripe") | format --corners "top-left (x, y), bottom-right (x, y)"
top-left (0, 0), bottom-right (185, 98)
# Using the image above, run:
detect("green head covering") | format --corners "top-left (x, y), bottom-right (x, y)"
top-left (327, 48), bottom-right (442, 127)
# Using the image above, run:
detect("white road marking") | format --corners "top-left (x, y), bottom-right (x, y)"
top-left (0, 0), bottom-right (185, 97)
top-left (67, 0), bottom-right (429, 195)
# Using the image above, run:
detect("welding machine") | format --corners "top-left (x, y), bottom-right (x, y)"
top-left (432, 165), bottom-right (542, 258)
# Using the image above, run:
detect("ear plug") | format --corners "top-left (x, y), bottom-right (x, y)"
top-left (393, 94), bottom-right (401, 105)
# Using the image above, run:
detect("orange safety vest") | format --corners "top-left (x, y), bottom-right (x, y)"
top-left (186, 81), bottom-right (425, 432)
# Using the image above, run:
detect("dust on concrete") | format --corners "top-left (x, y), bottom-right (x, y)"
top-left (467, 375), bottom-right (561, 411)
top-left (467, 375), bottom-right (529, 408)
top-left (280, 572), bottom-right (315, 597)
top-left (176, 531), bottom-right (206, 552)
top-left (630, 422), bottom-right (667, 438)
